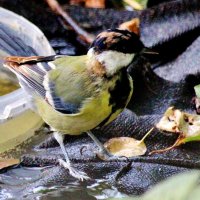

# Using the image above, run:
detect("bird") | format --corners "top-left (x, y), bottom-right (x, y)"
top-left (3, 28), bottom-right (146, 180)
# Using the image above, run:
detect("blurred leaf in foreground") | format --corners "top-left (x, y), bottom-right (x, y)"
top-left (194, 84), bottom-right (200, 99)
top-left (108, 171), bottom-right (200, 200)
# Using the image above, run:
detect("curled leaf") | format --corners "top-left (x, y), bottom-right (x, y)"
top-left (156, 107), bottom-right (200, 140)
top-left (156, 107), bottom-right (183, 133)
top-left (152, 107), bottom-right (200, 154)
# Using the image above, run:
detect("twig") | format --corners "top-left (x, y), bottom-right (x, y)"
top-left (45, 0), bottom-right (95, 44)
top-left (115, 161), bottom-right (133, 182)
top-left (149, 135), bottom-right (181, 155)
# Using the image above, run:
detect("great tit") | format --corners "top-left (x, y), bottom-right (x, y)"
top-left (4, 28), bottom-right (145, 180)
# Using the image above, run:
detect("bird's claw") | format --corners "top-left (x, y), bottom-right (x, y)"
top-left (58, 159), bottom-right (90, 181)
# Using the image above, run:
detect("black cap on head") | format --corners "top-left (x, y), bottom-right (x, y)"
top-left (90, 29), bottom-right (144, 54)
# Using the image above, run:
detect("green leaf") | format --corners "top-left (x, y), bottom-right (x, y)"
top-left (135, 0), bottom-right (148, 8)
top-left (108, 171), bottom-right (200, 200)
top-left (181, 134), bottom-right (200, 143)
top-left (194, 84), bottom-right (200, 98)
top-left (142, 171), bottom-right (200, 200)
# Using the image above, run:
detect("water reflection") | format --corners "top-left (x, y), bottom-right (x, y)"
top-left (0, 166), bottom-right (126, 200)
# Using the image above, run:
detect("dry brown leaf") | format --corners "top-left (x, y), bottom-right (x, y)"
top-left (156, 107), bottom-right (200, 139)
top-left (104, 128), bottom-right (153, 157)
top-left (85, 0), bottom-right (105, 8)
top-left (104, 137), bottom-right (146, 157)
top-left (69, 0), bottom-right (84, 5)
top-left (119, 18), bottom-right (140, 35)
top-left (151, 107), bottom-right (200, 154)
top-left (0, 159), bottom-right (20, 170)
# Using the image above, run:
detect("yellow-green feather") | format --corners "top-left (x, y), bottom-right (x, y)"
top-left (35, 55), bottom-right (133, 135)
top-left (36, 55), bottom-right (113, 134)
top-left (49, 56), bottom-right (95, 105)
top-left (36, 90), bottom-right (112, 135)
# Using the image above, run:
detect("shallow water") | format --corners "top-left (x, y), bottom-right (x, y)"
top-left (0, 130), bottom-right (126, 200)
top-left (0, 77), bottom-right (19, 96)
top-left (0, 166), bottom-right (126, 200)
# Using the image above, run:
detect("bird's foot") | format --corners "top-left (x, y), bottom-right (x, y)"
top-left (97, 149), bottom-right (128, 161)
top-left (58, 159), bottom-right (90, 181)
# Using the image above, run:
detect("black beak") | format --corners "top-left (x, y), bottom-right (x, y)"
top-left (142, 48), bottom-right (159, 55)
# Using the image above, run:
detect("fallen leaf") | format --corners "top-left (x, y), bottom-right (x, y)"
top-left (0, 159), bottom-right (20, 170)
top-left (69, 0), bottom-right (85, 5)
top-left (194, 84), bottom-right (200, 113)
top-left (85, 0), bottom-right (105, 8)
top-left (119, 18), bottom-right (140, 35)
top-left (104, 128), bottom-right (153, 157)
top-left (123, 0), bottom-right (143, 10)
top-left (104, 137), bottom-right (147, 157)
top-left (194, 84), bottom-right (200, 98)
top-left (108, 171), bottom-right (200, 200)
top-left (152, 107), bottom-right (200, 154)
top-left (156, 107), bottom-right (182, 133)
top-left (156, 107), bottom-right (200, 141)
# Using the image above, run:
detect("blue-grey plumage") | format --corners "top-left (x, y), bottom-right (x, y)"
top-left (4, 29), bottom-right (145, 180)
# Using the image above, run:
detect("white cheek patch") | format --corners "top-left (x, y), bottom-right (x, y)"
top-left (96, 50), bottom-right (135, 75)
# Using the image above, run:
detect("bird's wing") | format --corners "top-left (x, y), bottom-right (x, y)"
top-left (4, 55), bottom-right (93, 114)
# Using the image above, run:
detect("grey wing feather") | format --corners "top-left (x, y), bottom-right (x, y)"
top-left (4, 56), bottom-right (80, 114)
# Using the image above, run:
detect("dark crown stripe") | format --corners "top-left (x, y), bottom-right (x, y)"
top-left (90, 29), bottom-right (144, 54)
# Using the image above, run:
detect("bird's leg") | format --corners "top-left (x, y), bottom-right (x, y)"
top-left (53, 132), bottom-right (90, 181)
top-left (87, 131), bottom-right (126, 161)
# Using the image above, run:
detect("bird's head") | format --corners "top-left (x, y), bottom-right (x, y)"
top-left (87, 29), bottom-right (145, 76)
